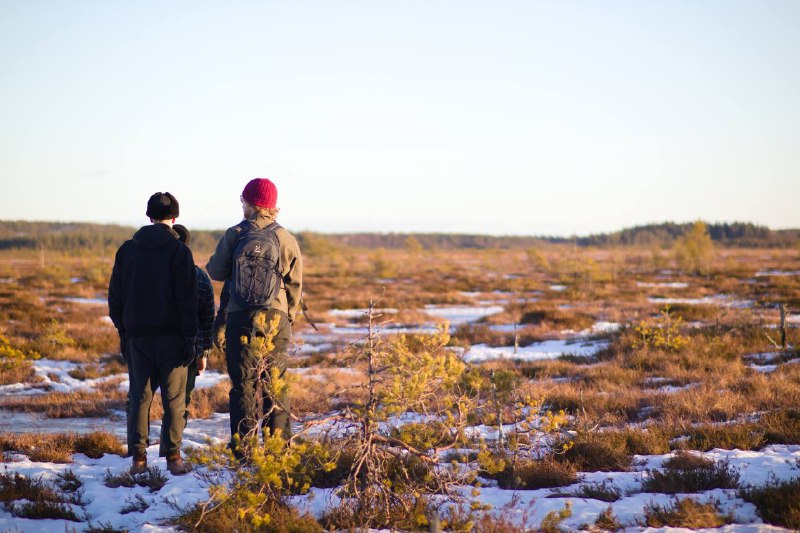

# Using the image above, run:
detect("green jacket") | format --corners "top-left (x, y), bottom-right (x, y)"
top-left (206, 213), bottom-right (303, 324)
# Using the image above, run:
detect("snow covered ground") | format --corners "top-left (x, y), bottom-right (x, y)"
top-left (2, 285), bottom-right (797, 531)
top-left (3, 435), bottom-right (796, 532)
top-left (423, 304), bottom-right (504, 326)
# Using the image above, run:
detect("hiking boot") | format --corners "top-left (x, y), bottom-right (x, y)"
top-left (130, 453), bottom-right (147, 475)
top-left (167, 453), bottom-right (192, 476)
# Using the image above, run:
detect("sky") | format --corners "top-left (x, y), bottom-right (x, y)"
top-left (0, 1), bottom-right (798, 236)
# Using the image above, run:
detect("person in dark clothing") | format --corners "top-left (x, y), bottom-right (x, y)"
top-left (157, 224), bottom-right (215, 456)
top-left (108, 192), bottom-right (198, 475)
top-left (206, 178), bottom-right (302, 453)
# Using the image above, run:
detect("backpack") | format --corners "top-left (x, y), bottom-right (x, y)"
top-left (230, 220), bottom-right (283, 311)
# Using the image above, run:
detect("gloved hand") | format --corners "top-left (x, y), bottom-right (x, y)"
top-left (213, 324), bottom-right (226, 352)
top-left (119, 333), bottom-right (128, 363)
top-left (182, 337), bottom-right (197, 367)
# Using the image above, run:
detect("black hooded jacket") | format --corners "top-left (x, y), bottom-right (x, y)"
top-left (108, 223), bottom-right (198, 339)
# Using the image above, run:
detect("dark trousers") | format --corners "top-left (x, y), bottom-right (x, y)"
top-left (159, 361), bottom-right (198, 457)
top-left (128, 335), bottom-right (188, 457)
top-left (226, 308), bottom-right (291, 447)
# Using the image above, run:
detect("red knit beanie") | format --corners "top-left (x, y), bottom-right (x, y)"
top-left (241, 178), bottom-right (278, 209)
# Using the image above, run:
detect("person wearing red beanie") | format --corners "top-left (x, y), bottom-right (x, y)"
top-left (206, 178), bottom-right (303, 452)
top-left (241, 178), bottom-right (278, 209)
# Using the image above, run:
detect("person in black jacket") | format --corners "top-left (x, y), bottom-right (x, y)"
top-left (108, 192), bottom-right (198, 476)
top-left (157, 224), bottom-right (215, 457)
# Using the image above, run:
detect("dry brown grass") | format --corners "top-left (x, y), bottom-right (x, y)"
top-left (643, 498), bottom-right (732, 528)
top-left (559, 426), bottom-right (672, 472)
top-left (0, 360), bottom-right (36, 386)
top-left (189, 379), bottom-right (231, 418)
top-left (0, 387), bottom-right (127, 418)
top-left (0, 430), bottom-right (124, 463)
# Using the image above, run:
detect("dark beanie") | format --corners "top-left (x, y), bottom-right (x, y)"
top-left (173, 224), bottom-right (191, 246)
top-left (146, 192), bottom-right (179, 220)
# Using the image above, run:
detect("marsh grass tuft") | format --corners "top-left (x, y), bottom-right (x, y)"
top-left (643, 497), bottom-right (732, 528)
top-left (0, 431), bottom-right (124, 463)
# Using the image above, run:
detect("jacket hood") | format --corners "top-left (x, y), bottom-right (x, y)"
top-left (245, 212), bottom-right (276, 228)
top-left (132, 223), bottom-right (179, 251)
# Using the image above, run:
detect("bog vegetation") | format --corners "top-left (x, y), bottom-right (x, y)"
top-left (0, 219), bottom-right (799, 530)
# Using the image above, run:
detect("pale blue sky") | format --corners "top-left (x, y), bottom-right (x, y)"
top-left (1, 1), bottom-right (798, 236)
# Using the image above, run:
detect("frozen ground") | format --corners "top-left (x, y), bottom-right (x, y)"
top-left (2, 431), bottom-right (797, 532)
top-left (2, 283), bottom-right (797, 531)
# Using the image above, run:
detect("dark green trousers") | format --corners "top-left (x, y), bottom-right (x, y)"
top-left (226, 308), bottom-right (291, 447)
top-left (128, 336), bottom-right (188, 457)
top-left (159, 361), bottom-right (198, 457)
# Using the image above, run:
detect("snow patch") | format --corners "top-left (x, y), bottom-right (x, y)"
top-left (464, 339), bottom-right (608, 363)
top-left (423, 305), bottom-right (504, 326)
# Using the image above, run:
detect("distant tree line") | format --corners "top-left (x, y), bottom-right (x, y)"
top-left (574, 222), bottom-right (798, 248)
top-left (0, 220), bottom-right (796, 255)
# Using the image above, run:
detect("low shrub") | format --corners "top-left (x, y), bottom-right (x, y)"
top-left (567, 480), bottom-right (622, 502)
top-left (641, 459), bottom-right (740, 493)
top-left (662, 450), bottom-right (713, 470)
top-left (740, 476), bottom-right (800, 530)
top-left (0, 471), bottom-right (81, 521)
top-left (54, 469), bottom-right (83, 494)
top-left (120, 494), bottom-right (150, 514)
top-left (103, 466), bottom-right (168, 493)
top-left (480, 452), bottom-right (578, 490)
top-left (75, 431), bottom-right (125, 459)
top-left (539, 501), bottom-right (573, 533)
top-left (682, 423), bottom-right (766, 452)
top-left (177, 500), bottom-right (322, 532)
top-left (0, 471), bottom-right (62, 502)
top-left (643, 497), bottom-right (732, 528)
top-left (0, 333), bottom-right (37, 385)
top-left (761, 409), bottom-right (800, 446)
top-left (559, 427), bottom-right (671, 472)
top-left (594, 506), bottom-right (622, 531)
top-left (321, 493), bottom-right (432, 531)
top-left (8, 499), bottom-right (81, 521)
